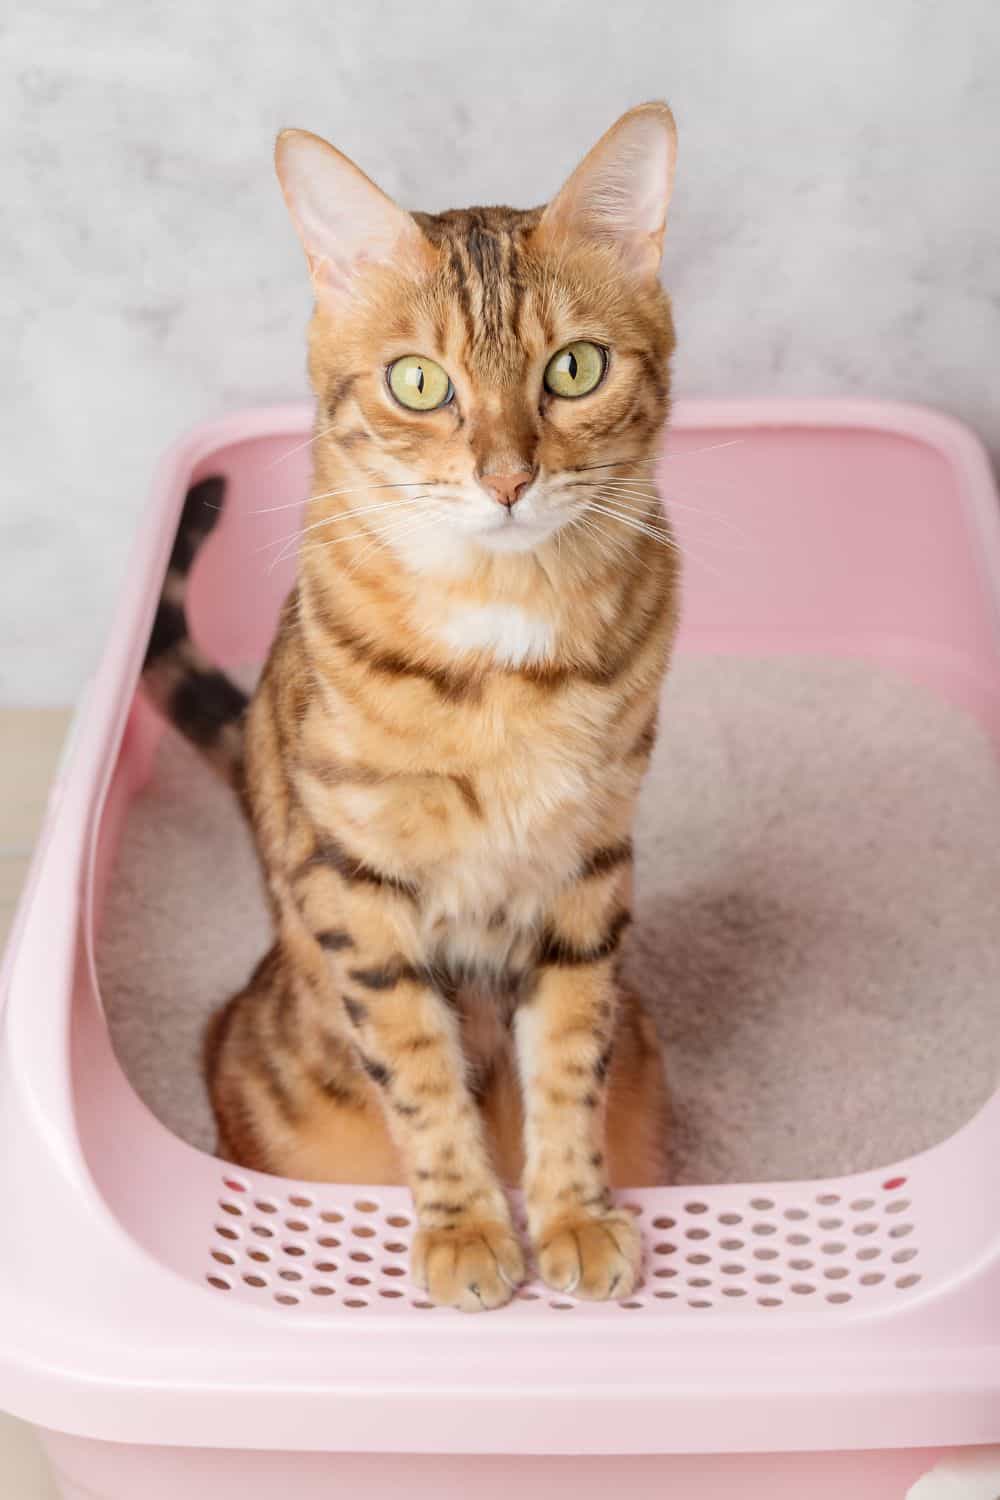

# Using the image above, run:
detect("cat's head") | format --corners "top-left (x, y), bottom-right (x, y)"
top-left (276, 105), bottom-right (676, 568)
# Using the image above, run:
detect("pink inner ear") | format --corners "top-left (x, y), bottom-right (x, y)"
top-left (276, 129), bottom-right (432, 298)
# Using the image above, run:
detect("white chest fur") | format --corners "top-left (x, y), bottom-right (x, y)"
top-left (435, 603), bottom-right (555, 668)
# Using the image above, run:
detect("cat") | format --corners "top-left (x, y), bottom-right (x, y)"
top-left (143, 103), bottom-right (679, 1311)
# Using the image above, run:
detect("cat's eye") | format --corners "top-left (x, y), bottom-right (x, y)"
top-left (387, 355), bottom-right (454, 412)
top-left (544, 340), bottom-right (607, 399)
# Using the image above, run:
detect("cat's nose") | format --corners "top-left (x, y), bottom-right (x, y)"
top-left (478, 469), bottom-right (535, 510)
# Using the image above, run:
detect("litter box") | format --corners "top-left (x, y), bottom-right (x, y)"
top-left (3, 399), bottom-right (1000, 1500)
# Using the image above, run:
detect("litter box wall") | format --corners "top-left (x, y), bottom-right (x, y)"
top-left (3, 402), bottom-right (1000, 1498)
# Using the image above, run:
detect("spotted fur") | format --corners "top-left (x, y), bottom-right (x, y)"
top-left (145, 104), bottom-right (678, 1311)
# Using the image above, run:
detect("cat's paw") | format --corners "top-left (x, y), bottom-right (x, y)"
top-left (411, 1220), bottom-right (526, 1312)
top-left (535, 1210), bottom-right (642, 1300)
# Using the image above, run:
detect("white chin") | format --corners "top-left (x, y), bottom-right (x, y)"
top-left (476, 520), bottom-right (558, 555)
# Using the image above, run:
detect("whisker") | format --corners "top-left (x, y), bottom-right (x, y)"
top-left (249, 479), bottom-right (437, 518)
top-left (256, 493), bottom-right (431, 555)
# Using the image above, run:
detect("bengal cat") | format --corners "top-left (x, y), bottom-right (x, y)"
top-left (144, 104), bottom-right (679, 1310)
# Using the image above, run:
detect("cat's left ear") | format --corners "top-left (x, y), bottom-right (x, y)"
top-left (537, 102), bottom-right (677, 279)
top-left (274, 129), bottom-right (433, 301)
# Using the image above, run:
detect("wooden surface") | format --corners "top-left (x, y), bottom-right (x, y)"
top-left (0, 707), bottom-right (71, 1497)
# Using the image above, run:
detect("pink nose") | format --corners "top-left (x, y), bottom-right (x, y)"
top-left (479, 470), bottom-right (535, 510)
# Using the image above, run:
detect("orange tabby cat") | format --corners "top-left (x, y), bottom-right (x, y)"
top-left (144, 104), bottom-right (678, 1310)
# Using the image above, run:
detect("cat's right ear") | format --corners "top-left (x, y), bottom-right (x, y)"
top-left (274, 130), bottom-right (432, 302)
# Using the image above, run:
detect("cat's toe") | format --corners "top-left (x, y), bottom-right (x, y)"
top-left (411, 1220), bottom-right (525, 1312)
top-left (536, 1210), bottom-right (642, 1300)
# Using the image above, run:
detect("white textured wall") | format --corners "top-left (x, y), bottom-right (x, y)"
top-left (3, 0), bottom-right (999, 701)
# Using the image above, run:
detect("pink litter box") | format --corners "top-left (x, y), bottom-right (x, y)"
top-left (3, 398), bottom-right (1000, 1500)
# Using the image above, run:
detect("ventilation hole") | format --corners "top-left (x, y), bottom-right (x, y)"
top-left (317, 1236), bottom-right (340, 1249)
top-left (354, 1199), bottom-right (380, 1214)
top-left (654, 1290), bottom-right (678, 1300)
top-left (243, 1274), bottom-right (267, 1289)
top-left (757, 1297), bottom-right (782, 1307)
top-left (818, 1217), bottom-right (843, 1231)
top-left (320, 1210), bottom-right (344, 1224)
top-left (853, 1222), bottom-right (877, 1237)
top-left (254, 1200), bottom-right (278, 1215)
top-left (283, 1245), bottom-right (306, 1258)
top-left (279, 1270), bottom-right (302, 1283)
top-left (749, 1198), bottom-right (775, 1211)
top-left (821, 1242), bottom-right (846, 1255)
top-left (686, 1253), bottom-right (711, 1266)
top-left (718, 1212), bottom-right (742, 1226)
top-left (720, 1238), bottom-right (744, 1252)
top-left (654, 1242), bottom-right (677, 1256)
top-left (885, 1199), bottom-right (911, 1215)
top-left (288, 1194), bottom-right (313, 1209)
top-left (550, 1301), bottom-right (574, 1310)
top-left (685, 1228), bottom-right (710, 1242)
top-left (250, 1225), bottom-right (274, 1240)
top-left (350, 1251), bottom-right (373, 1264)
top-left (654, 1267), bottom-right (677, 1279)
top-left (824, 1267), bottom-right (849, 1281)
top-left (685, 1201), bottom-right (709, 1215)
top-left (387, 1215), bottom-right (411, 1229)
top-left (381, 1289), bottom-right (404, 1299)
top-left (755, 1273), bottom-right (780, 1286)
top-left (622, 1202), bottom-right (643, 1217)
top-left (850, 1198), bottom-right (875, 1212)
top-left (721, 1263), bottom-right (745, 1276)
top-left (860, 1273), bottom-right (885, 1286)
top-left (222, 1177), bottom-right (247, 1194)
top-left (311, 1285), bottom-right (334, 1297)
top-left (384, 1242), bottom-right (407, 1255)
top-left (275, 1293), bottom-right (299, 1306)
top-left (619, 1300), bottom-right (644, 1309)
top-left (206, 1275), bottom-right (231, 1291)
top-left (383, 1265), bottom-right (406, 1278)
top-left (790, 1283), bottom-right (816, 1295)
top-left (218, 1201), bottom-right (243, 1217)
top-left (826, 1292), bottom-right (852, 1304)
top-left (214, 1224), bottom-right (240, 1242)
top-left (857, 1246), bottom-right (881, 1262)
top-left (652, 1216), bottom-right (676, 1230)
top-left (411, 1299), bottom-right (434, 1309)
top-left (314, 1261), bottom-right (338, 1274)
top-left (789, 1258), bottom-right (814, 1272)
top-left (353, 1225), bottom-right (376, 1239)
top-left (751, 1223), bottom-right (776, 1237)
top-left (883, 1176), bottom-right (907, 1191)
top-left (786, 1233), bottom-right (810, 1247)
top-left (210, 1251), bottom-right (234, 1266)
top-left (889, 1223), bottom-right (914, 1239)
top-left (722, 1286), bottom-right (747, 1298)
top-left (344, 1298), bottom-right (369, 1308)
top-left (285, 1219), bottom-right (310, 1234)
top-left (816, 1193), bottom-right (840, 1206)
top-left (687, 1277), bottom-right (712, 1289)
top-left (753, 1248), bottom-right (779, 1262)
top-left (784, 1208), bottom-right (808, 1222)
top-left (347, 1275), bottom-right (371, 1287)
top-left (247, 1250), bottom-right (270, 1265)
top-left (518, 1291), bottom-right (541, 1301)
top-left (892, 1247), bottom-right (918, 1264)
top-left (896, 1274), bottom-right (922, 1290)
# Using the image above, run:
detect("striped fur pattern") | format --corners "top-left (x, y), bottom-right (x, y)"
top-left (147, 105), bottom-right (679, 1310)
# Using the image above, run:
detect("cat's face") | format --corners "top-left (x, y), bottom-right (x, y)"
top-left (277, 107), bottom-right (676, 571)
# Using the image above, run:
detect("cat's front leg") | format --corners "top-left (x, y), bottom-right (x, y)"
top-left (296, 876), bottom-right (524, 1311)
top-left (515, 868), bottom-right (642, 1300)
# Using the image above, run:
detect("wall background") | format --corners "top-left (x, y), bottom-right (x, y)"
top-left (3, 0), bottom-right (998, 702)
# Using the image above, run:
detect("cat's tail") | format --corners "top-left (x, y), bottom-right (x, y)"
top-left (141, 475), bottom-right (248, 790)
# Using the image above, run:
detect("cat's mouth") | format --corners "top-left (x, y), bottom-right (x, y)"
top-left (476, 507), bottom-right (563, 555)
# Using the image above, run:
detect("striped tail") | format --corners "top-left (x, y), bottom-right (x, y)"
top-left (142, 476), bottom-right (248, 788)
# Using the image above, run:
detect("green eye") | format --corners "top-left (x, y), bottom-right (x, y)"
top-left (387, 354), bottom-right (453, 411)
top-left (544, 340), bottom-right (607, 399)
